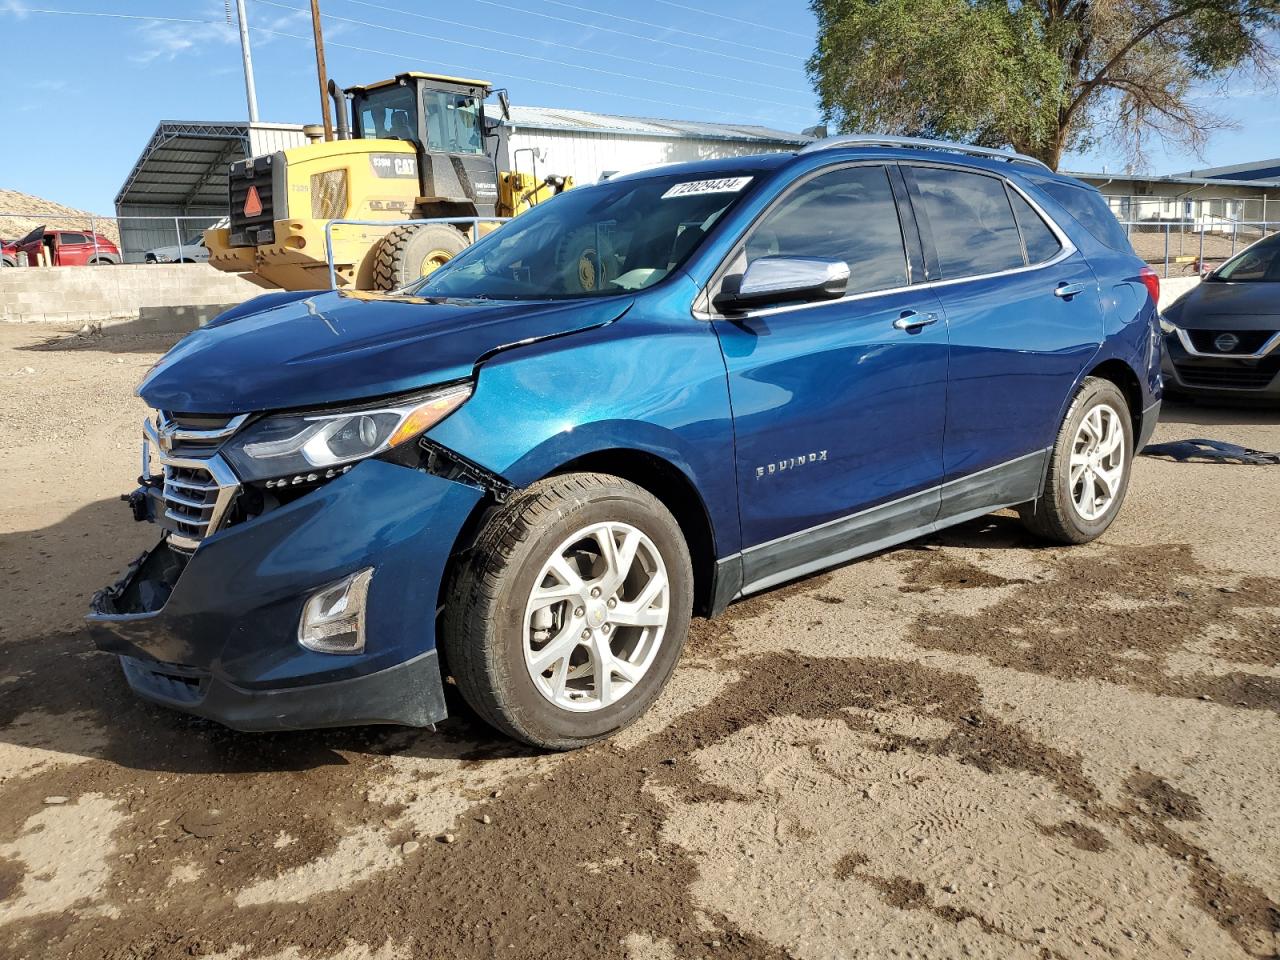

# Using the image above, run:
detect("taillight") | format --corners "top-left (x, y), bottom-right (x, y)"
top-left (1138, 266), bottom-right (1160, 305)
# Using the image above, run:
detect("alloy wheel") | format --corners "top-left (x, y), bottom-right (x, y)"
top-left (1069, 403), bottom-right (1125, 521)
top-left (522, 521), bottom-right (670, 712)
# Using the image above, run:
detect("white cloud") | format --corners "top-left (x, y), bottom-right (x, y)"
top-left (0, 0), bottom-right (30, 18)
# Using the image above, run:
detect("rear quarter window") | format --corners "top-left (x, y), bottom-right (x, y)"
top-left (1031, 179), bottom-right (1133, 253)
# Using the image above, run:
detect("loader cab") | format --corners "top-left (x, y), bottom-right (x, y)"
top-left (348, 72), bottom-right (501, 218)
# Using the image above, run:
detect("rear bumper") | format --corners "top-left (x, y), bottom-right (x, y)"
top-left (86, 459), bottom-right (483, 731)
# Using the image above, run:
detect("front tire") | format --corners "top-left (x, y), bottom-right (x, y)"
top-left (443, 473), bottom-right (693, 750)
top-left (1019, 377), bottom-right (1133, 544)
top-left (371, 223), bottom-right (469, 291)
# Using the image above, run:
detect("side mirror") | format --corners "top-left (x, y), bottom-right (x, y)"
top-left (714, 256), bottom-right (849, 313)
top-left (497, 89), bottom-right (512, 121)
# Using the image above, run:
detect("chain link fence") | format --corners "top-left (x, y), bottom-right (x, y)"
top-left (1104, 194), bottom-right (1275, 277)
top-left (0, 214), bottom-right (225, 266)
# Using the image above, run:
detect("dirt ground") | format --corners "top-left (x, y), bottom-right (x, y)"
top-left (0, 321), bottom-right (1277, 960)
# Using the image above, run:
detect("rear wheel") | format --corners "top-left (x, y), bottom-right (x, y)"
top-left (1019, 377), bottom-right (1133, 544)
top-left (371, 223), bottom-right (469, 291)
top-left (443, 473), bottom-right (693, 750)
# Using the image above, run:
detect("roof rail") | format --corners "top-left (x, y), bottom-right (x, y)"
top-left (798, 134), bottom-right (1051, 171)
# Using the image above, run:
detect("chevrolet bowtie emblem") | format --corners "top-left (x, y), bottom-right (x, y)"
top-left (155, 417), bottom-right (175, 453)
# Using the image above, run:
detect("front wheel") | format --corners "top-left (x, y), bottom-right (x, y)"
top-left (1019, 376), bottom-right (1133, 544)
top-left (443, 473), bottom-right (693, 750)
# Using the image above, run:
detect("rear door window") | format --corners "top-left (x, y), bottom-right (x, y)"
top-left (1008, 191), bottom-right (1063, 264)
top-left (742, 164), bottom-right (909, 296)
top-left (59, 232), bottom-right (88, 245)
top-left (908, 166), bottom-right (1025, 278)
top-left (1031, 179), bottom-right (1134, 253)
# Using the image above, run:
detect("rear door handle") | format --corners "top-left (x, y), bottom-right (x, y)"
top-left (893, 310), bottom-right (939, 331)
top-left (1054, 281), bottom-right (1086, 299)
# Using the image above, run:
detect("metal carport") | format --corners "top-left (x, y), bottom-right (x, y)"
top-left (114, 121), bottom-right (311, 262)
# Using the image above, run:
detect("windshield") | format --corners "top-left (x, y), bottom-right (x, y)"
top-left (355, 85), bottom-right (417, 142)
top-left (411, 172), bottom-right (759, 300)
top-left (1212, 236), bottom-right (1280, 282)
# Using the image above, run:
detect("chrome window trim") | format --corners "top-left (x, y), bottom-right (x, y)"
top-left (1172, 327), bottom-right (1280, 360)
top-left (694, 160), bottom-right (1077, 322)
top-left (143, 418), bottom-right (241, 552)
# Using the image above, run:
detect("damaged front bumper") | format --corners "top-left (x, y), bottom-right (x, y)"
top-left (87, 459), bottom-right (483, 732)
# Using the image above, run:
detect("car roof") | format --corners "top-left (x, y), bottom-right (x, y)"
top-left (606, 144), bottom-right (1091, 192)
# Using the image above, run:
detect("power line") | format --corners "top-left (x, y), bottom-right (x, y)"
top-left (460, 0), bottom-right (803, 72)
top-left (651, 0), bottom-right (813, 42)
top-left (249, 23), bottom-right (787, 122)
top-left (253, 0), bottom-right (809, 111)
top-left (1, 7), bottom-right (226, 26)
top-left (536, 0), bottom-right (806, 62)
top-left (338, 0), bottom-right (811, 98)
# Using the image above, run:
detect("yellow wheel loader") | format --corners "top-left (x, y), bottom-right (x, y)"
top-left (204, 72), bottom-right (572, 291)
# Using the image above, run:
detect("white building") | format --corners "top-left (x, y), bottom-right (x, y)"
top-left (500, 106), bottom-right (810, 184)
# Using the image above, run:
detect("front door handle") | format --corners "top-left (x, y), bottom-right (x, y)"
top-left (893, 310), bottom-right (939, 331)
top-left (1054, 281), bottom-right (1086, 299)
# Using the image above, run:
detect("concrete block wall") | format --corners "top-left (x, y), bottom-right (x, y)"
top-left (0, 264), bottom-right (269, 327)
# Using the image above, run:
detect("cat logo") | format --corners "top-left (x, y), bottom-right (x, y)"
top-left (243, 185), bottom-right (263, 218)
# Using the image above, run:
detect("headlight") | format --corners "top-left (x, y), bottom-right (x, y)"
top-left (154, 254), bottom-right (173, 263)
top-left (222, 384), bottom-right (471, 482)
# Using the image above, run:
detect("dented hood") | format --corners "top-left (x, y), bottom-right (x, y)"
top-left (138, 290), bottom-right (629, 413)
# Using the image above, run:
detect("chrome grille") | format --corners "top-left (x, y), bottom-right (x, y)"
top-left (144, 414), bottom-right (244, 552)
top-left (162, 464), bottom-right (222, 540)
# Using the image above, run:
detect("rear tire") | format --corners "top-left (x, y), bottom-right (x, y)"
top-left (442, 473), bottom-right (693, 750)
top-left (1019, 377), bottom-right (1133, 544)
top-left (371, 223), bottom-right (468, 291)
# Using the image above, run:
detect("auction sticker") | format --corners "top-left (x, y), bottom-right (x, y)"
top-left (661, 176), bottom-right (752, 199)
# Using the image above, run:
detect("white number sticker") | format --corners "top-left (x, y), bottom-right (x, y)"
top-left (661, 176), bottom-right (752, 199)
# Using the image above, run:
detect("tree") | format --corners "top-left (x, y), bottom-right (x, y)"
top-left (806, 0), bottom-right (1279, 169)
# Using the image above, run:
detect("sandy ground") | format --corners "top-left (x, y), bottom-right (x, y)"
top-left (0, 321), bottom-right (1277, 960)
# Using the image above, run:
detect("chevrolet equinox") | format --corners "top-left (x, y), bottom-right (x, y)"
top-left (89, 136), bottom-right (1163, 749)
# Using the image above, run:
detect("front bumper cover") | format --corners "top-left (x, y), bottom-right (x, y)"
top-left (1161, 332), bottom-right (1280, 401)
top-left (87, 459), bottom-right (483, 731)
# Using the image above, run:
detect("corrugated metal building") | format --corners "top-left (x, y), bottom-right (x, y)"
top-left (500, 106), bottom-right (810, 184)
top-left (114, 121), bottom-right (312, 261)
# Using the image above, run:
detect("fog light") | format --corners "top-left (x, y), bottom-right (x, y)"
top-left (298, 567), bottom-right (373, 654)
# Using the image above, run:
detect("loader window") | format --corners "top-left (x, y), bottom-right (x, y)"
top-left (355, 84), bottom-right (419, 143)
top-left (411, 170), bottom-right (760, 301)
top-left (422, 90), bottom-right (484, 155)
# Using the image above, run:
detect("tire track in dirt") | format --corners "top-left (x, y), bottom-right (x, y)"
top-left (2, 543), bottom-right (1278, 957)
top-left (905, 542), bottom-right (1280, 712)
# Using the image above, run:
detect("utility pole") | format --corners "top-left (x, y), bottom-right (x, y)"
top-left (310, 0), bottom-right (334, 141)
top-left (233, 0), bottom-right (260, 123)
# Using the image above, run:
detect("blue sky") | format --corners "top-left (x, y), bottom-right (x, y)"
top-left (0, 0), bottom-right (1275, 214)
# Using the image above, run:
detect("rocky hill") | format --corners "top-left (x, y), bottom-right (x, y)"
top-left (0, 189), bottom-right (120, 244)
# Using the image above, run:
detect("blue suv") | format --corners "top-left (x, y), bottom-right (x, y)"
top-left (88, 136), bottom-right (1162, 749)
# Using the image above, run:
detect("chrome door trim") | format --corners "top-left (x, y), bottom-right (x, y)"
top-left (694, 163), bottom-right (1079, 322)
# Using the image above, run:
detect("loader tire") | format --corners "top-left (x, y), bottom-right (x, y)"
top-left (371, 223), bottom-right (468, 291)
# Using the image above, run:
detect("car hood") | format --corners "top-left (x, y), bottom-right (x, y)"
top-left (138, 289), bottom-right (631, 413)
top-left (1171, 281), bottom-right (1280, 327)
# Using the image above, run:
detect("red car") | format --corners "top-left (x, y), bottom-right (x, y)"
top-left (12, 227), bottom-right (120, 266)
